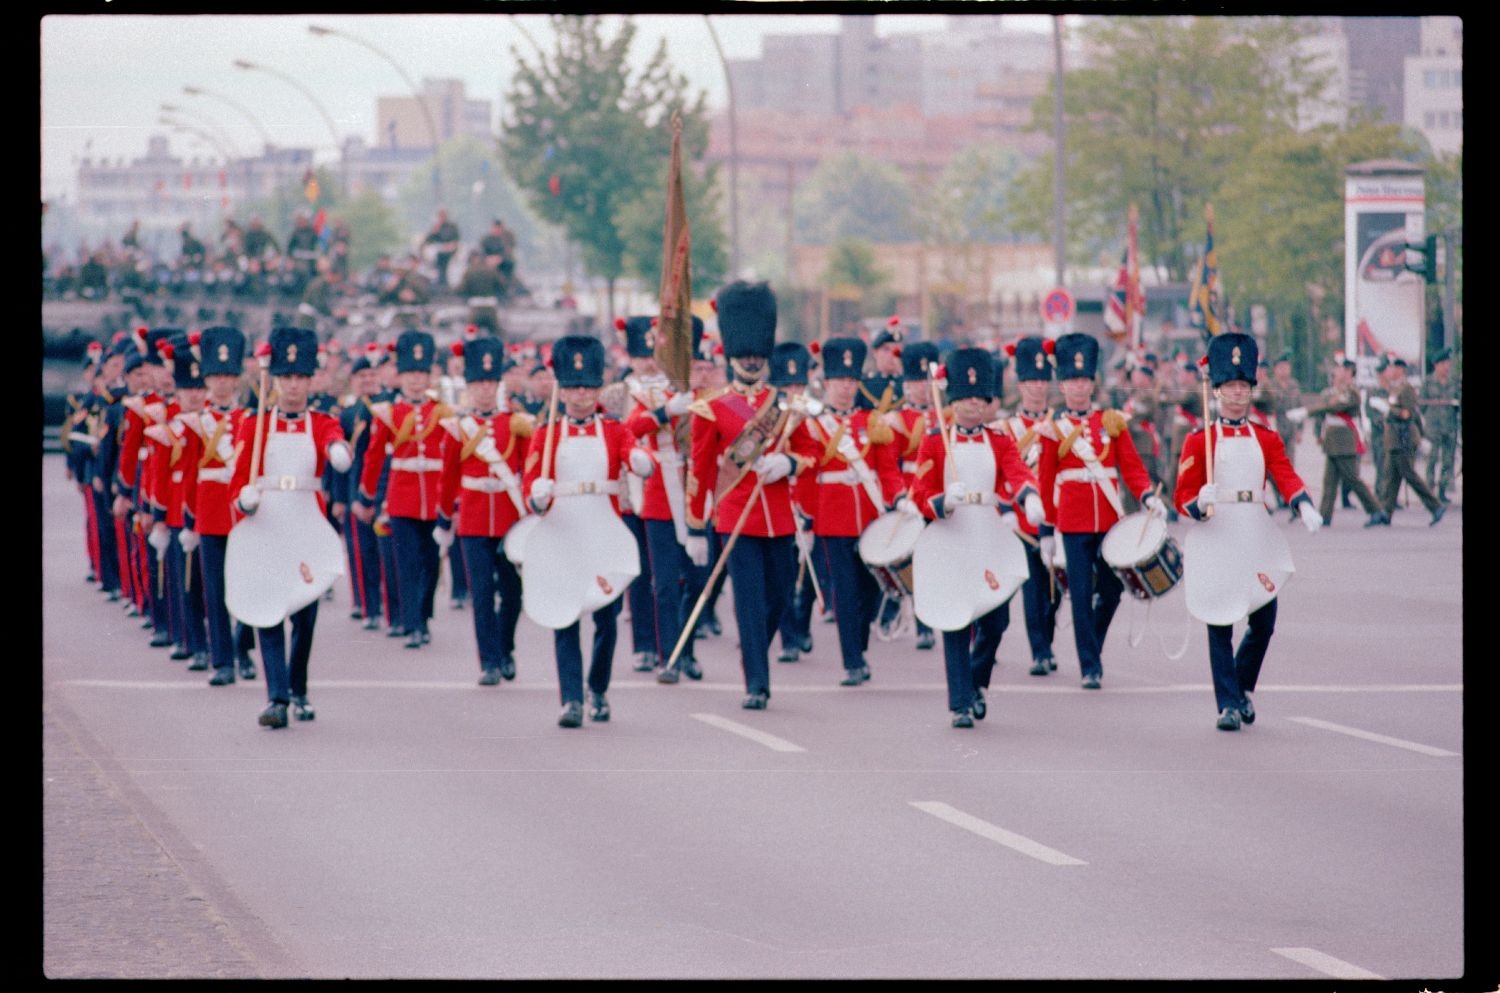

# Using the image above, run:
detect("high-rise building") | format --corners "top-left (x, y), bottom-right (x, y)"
top-left (1404, 17), bottom-right (1462, 157)
top-left (1343, 17), bottom-right (1422, 123)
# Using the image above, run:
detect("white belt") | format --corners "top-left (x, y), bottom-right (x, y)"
top-left (954, 491), bottom-right (1001, 507)
top-left (554, 480), bottom-right (620, 497)
top-left (460, 476), bottom-right (506, 493)
top-left (817, 469), bottom-right (873, 486)
top-left (391, 457), bottom-right (443, 473)
top-left (138, 447), bottom-right (150, 460)
top-left (1056, 468), bottom-right (1110, 485)
top-left (198, 467), bottom-right (233, 484)
top-left (256, 475), bottom-right (321, 492)
top-left (1228, 490), bottom-right (1260, 503)
top-left (900, 460), bottom-right (917, 474)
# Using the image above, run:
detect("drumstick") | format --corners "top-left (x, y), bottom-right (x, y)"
top-left (926, 366), bottom-right (956, 482)
top-left (1200, 370), bottom-right (1215, 520)
top-left (1138, 481), bottom-right (1163, 542)
top-left (540, 378), bottom-right (561, 482)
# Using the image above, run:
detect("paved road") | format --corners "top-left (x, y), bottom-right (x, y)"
top-left (40, 451), bottom-right (1476, 982)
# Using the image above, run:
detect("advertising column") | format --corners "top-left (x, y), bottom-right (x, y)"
top-left (1344, 159), bottom-right (1426, 385)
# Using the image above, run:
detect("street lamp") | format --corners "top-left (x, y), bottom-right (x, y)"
top-left (307, 24), bottom-right (441, 205)
top-left (160, 115), bottom-right (235, 163)
top-left (161, 102), bottom-right (241, 159)
top-left (182, 85), bottom-right (273, 154)
top-left (703, 15), bottom-right (739, 279)
top-left (232, 57), bottom-right (346, 194)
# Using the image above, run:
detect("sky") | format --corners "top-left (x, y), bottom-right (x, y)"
top-left (39, 10), bottom-right (1057, 204)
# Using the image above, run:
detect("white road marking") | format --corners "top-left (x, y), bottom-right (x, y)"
top-left (909, 801), bottom-right (1087, 866)
top-left (1287, 717), bottom-right (1459, 757)
top-left (1270, 946), bottom-right (1383, 979)
top-left (690, 713), bottom-right (805, 753)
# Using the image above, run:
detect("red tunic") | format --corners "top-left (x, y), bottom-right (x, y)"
top-left (909, 426), bottom-right (1040, 521)
top-left (994, 409), bottom-right (1052, 537)
top-left (358, 397), bottom-right (454, 521)
top-left (145, 399), bottom-right (189, 526)
top-left (1173, 422), bottom-right (1308, 516)
top-left (789, 408), bottom-right (904, 537)
top-left (686, 385), bottom-right (798, 538)
top-left (437, 411), bottom-right (529, 538)
top-left (622, 387), bottom-right (691, 524)
top-left (1037, 409), bottom-right (1153, 534)
top-left (181, 404), bottom-right (244, 536)
top-left (116, 391), bottom-right (165, 503)
top-left (521, 413), bottom-right (637, 516)
top-left (229, 409), bottom-right (345, 518)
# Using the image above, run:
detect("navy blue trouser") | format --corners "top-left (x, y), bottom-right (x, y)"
top-left (146, 538), bottom-right (167, 632)
top-left (199, 534), bottom-right (235, 671)
top-left (93, 490), bottom-right (120, 593)
top-left (448, 537), bottom-right (468, 599)
top-left (391, 516), bottom-right (439, 635)
top-left (623, 513), bottom-right (656, 654)
top-left (940, 603), bottom-right (1012, 711)
top-left (819, 535), bottom-right (879, 671)
top-left (1020, 541), bottom-right (1059, 662)
top-left (377, 530), bottom-right (402, 629)
top-left (685, 530), bottom-right (728, 631)
top-left (344, 516), bottom-right (382, 619)
top-left (1061, 531), bottom-right (1123, 679)
top-left (1207, 598), bottom-right (1277, 713)
top-left (727, 534), bottom-right (796, 696)
top-left (258, 601), bottom-right (318, 704)
top-left (168, 529), bottom-right (206, 656)
top-left (554, 599), bottom-right (621, 704)
top-left (644, 518), bottom-right (690, 664)
top-left (460, 535), bottom-right (522, 671)
top-left (967, 600), bottom-right (1013, 692)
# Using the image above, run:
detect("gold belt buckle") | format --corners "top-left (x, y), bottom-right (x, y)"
top-left (580, 481), bottom-right (598, 495)
top-left (1236, 490), bottom-right (1253, 502)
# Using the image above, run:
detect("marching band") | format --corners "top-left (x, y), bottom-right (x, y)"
top-left (61, 280), bottom-right (1453, 735)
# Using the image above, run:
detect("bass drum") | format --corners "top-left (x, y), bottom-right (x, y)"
top-left (503, 514), bottom-right (540, 568)
top-left (857, 510), bottom-right (925, 600)
top-left (912, 508), bottom-right (1028, 632)
top-left (1100, 511), bottom-right (1183, 601)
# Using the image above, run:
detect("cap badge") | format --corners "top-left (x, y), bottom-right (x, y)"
top-left (967, 367), bottom-right (978, 385)
top-left (1074, 352), bottom-right (1084, 370)
top-left (1231, 346), bottom-right (1241, 365)
top-left (482, 354), bottom-right (493, 371)
top-left (286, 344), bottom-right (298, 363)
top-left (843, 352), bottom-right (853, 368)
top-left (786, 358), bottom-right (795, 375)
top-left (217, 344), bottom-right (229, 362)
top-left (1035, 354), bottom-right (1045, 370)
top-left (413, 344), bottom-right (423, 360)
top-left (190, 362), bottom-right (199, 379)
top-left (573, 352), bottom-right (584, 370)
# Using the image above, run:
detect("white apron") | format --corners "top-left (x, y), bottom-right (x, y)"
top-left (521, 421), bottom-right (641, 629)
top-left (912, 438), bottom-right (1029, 631)
top-left (1184, 431), bottom-right (1296, 626)
top-left (224, 417), bottom-right (345, 628)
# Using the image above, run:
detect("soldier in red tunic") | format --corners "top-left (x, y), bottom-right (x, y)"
top-left (1037, 333), bottom-right (1165, 690)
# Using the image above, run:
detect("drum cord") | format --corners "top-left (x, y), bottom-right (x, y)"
top-left (873, 594), bottom-right (915, 642)
top-left (1124, 597), bottom-right (1193, 661)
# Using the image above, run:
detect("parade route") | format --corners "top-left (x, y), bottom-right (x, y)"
top-left (41, 452), bottom-right (1469, 981)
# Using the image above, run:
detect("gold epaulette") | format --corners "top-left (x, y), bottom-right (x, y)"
top-left (509, 411), bottom-right (535, 439)
top-left (688, 398), bottom-right (716, 421)
top-left (1101, 409), bottom-right (1127, 438)
top-left (1178, 454), bottom-right (1195, 475)
top-left (392, 411), bottom-right (417, 450)
top-left (865, 412), bottom-right (894, 446)
top-left (1057, 420), bottom-right (1086, 459)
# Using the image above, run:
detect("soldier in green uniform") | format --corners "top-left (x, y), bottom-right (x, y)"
top-left (1304, 358), bottom-right (1387, 527)
top-left (1120, 357), bottom-right (1161, 513)
top-left (1421, 348), bottom-right (1459, 504)
top-left (1370, 357), bottom-right (1446, 526)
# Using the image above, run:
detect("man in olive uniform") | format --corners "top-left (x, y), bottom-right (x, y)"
top-left (1304, 358), bottom-right (1387, 527)
top-left (857, 319), bottom-right (905, 412)
top-left (1121, 357), bottom-right (1161, 513)
top-left (1365, 356), bottom-right (1395, 502)
top-left (1370, 357), bottom-right (1446, 526)
top-left (1421, 348), bottom-right (1459, 504)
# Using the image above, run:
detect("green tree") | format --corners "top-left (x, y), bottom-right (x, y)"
top-left (822, 236), bottom-right (894, 320)
top-left (795, 153), bottom-right (916, 246)
top-left (934, 142), bottom-right (1027, 244)
top-left (500, 14), bottom-right (717, 319)
top-left (336, 189), bottom-right (405, 273)
top-left (1012, 16), bottom-right (1329, 278)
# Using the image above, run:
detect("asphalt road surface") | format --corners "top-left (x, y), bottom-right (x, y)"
top-left (40, 451), bottom-right (1476, 982)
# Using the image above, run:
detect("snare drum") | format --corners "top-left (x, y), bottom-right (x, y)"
top-left (857, 511), bottom-right (925, 600)
top-left (1100, 511), bottom-right (1183, 601)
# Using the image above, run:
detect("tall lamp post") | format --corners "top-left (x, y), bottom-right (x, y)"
top-left (1051, 16), bottom-right (1067, 290)
top-left (161, 103), bottom-right (242, 159)
top-left (307, 24), bottom-right (441, 207)
top-left (232, 58), bottom-right (346, 195)
top-left (703, 15), bottom-right (739, 279)
top-left (182, 85), bottom-right (274, 154)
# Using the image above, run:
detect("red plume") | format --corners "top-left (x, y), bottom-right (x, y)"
top-left (255, 341), bottom-right (272, 358)
top-left (87, 341), bottom-right (103, 354)
top-left (713, 344), bottom-right (724, 356)
top-left (135, 325), bottom-right (149, 339)
top-left (1004, 342), bottom-right (1017, 357)
top-left (887, 315), bottom-right (900, 327)
top-left (614, 317), bottom-right (627, 332)
top-left (465, 325), bottom-right (478, 340)
top-left (451, 342), bottom-right (464, 357)
top-left (156, 340), bottom-right (173, 359)
top-left (1198, 355), bottom-right (1210, 368)
top-left (112, 331), bottom-right (128, 345)
top-left (807, 340), bottom-right (821, 356)
top-left (650, 317), bottom-right (658, 327)
top-left (891, 346), bottom-right (902, 359)
top-left (1041, 338), bottom-right (1056, 355)
top-left (709, 298), bottom-right (717, 313)
top-left (188, 331), bottom-right (202, 346)
top-left (387, 342), bottom-right (398, 354)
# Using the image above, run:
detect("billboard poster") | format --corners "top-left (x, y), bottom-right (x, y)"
top-left (1344, 168), bottom-right (1425, 386)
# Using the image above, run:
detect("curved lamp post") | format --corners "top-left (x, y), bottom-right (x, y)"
top-left (232, 57), bottom-right (346, 194)
top-left (703, 15), bottom-right (739, 279)
top-left (182, 85), bottom-right (274, 154)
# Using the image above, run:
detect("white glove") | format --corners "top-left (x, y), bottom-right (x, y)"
top-left (684, 534), bottom-right (709, 567)
top-left (752, 452), bottom-right (793, 484)
top-left (665, 392), bottom-right (694, 417)
top-left (326, 440), bottom-right (353, 473)
top-left (148, 523), bottom-right (171, 554)
top-left (1196, 482), bottom-right (1218, 511)
top-left (1023, 493), bottom-right (1045, 528)
top-left (1143, 493), bottom-right (1168, 520)
top-left (1418, 437), bottom-right (1432, 457)
top-left (236, 485), bottom-right (260, 515)
top-left (1040, 535), bottom-right (1056, 568)
top-left (944, 480), bottom-right (969, 505)
top-left (432, 524), bottom-right (454, 551)
top-left (628, 447), bottom-right (656, 478)
top-left (1298, 500), bottom-right (1322, 534)
top-left (178, 529), bottom-right (199, 554)
top-left (895, 496), bottom-right (922, 518)
top-left (1368, 397), bottom-right (1391, 415)
top-left (1285, 406), bottom-right (1308, 425)
top-left (529, 477), bottom-right (554, 513)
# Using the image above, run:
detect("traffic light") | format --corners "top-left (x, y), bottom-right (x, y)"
top-left (1404, 234), bottom-right (1440, 285)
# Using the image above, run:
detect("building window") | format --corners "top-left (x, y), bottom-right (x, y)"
top-left (1425, 111), bottom-right (1436, 128)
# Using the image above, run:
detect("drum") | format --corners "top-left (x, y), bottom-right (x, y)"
top-left (1049, 529), bottom-right (1069, 595)
top-left (1100, 511), bottom-right (1183, 601)
top-left (857, 510), bottom-right (925, 600)
top-left (504, 514), bottom-right (540, 567)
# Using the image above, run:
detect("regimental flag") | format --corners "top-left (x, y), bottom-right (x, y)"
top-left (1104, 204), bottom-right (1146, 350)
top-left (1189, 203), bottom-right (1222, 341)
top-left (654, 111), bottom-right (694, 395)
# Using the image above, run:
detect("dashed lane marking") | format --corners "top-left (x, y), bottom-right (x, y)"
top-left (1270, 946), bottom-right (1383, 979)
top-left (689, 713), bottom-right (806, 753)
top-left (1286, 717), bottom-right (1459, 757)
top-left (910, 801), bottom-right (1087, 866)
